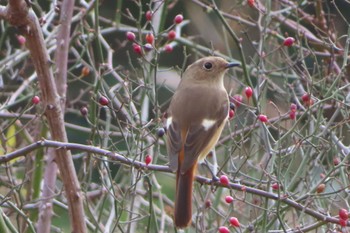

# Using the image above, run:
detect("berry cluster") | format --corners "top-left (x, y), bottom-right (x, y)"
top-left (289, 103), bottom-right (297, 120)
top-left (301, 93), bottom-right (314, 106)
top-left (228, 95), bottom-right (242, 121)
top-left (339, 208), bottom-right (348, 227)
top-left (230, 86), bottom-right (270, 123)
top-left (125, 13), bottom-right (184, 56)
top-left (218, 216), bottom-right (241, 233)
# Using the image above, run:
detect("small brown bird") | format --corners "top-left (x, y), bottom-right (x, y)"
top-left (166, 56), bottom-right (239, 228)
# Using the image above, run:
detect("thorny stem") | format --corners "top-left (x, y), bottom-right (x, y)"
top-left (1, 1), bottom-right (87, 232)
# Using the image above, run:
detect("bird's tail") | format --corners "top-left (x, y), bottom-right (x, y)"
top-left (174, 161), bottom-right (196, 228)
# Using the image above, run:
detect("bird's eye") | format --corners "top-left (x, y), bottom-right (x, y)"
top-left (203, 62), bottom-right (213, 70)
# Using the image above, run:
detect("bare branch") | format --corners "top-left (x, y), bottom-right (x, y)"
top-left (1, 1), bottom-right (86, 232)
top-left (2, 139), bottom-right (348, 227)
top-left (37, 0), bottom-right (76, 231)
top-left (54, 0), bottom-right (75, 99)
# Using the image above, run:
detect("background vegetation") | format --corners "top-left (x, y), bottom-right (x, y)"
top-left (1, 0), bottom-right (350, 232)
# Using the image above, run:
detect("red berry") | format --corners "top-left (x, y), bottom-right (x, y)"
top-left (168, 30), bottom-right (176, 41)
top-left (289, 111), bottom-right (296, 120)
top-left (80, 106), bottom-right (88, 116)
top-left (283, 37), bottom-right (295, 47)
top-left (245, 86), bottom-right (253, 99)
top-left (290, 103), bottom-right (297, 112)
top-left (229, 109), bottom-right (235, 119)
top-left (233, 94), bottom-right (243, 107)
top-left (174, 14), bottom-right (183, 24)
top-left (272, 183), bottom-right (279, 190)
top-left (247, 0), bottom-right (255, 7)
top-left (289, 105), bottom-right (297, 119)
top-left (133, 43), bottom-right (142, 55)
top-left (126, 31), bottom-right (136, 41)
top-left (225, 195), bottom-right (234, 204)
top-left (218, 226), bottom-right (230, 233)
top-left (339, 208), bottom-right (348, 220)
top-left (301, 93), bottom-right (310, 103)
top-left (307, 99), bottom-right (314, 106)
top-left (205, 199), bottom-right (212, 208)
top-left (145, 155), bottom-right (152, 165)
top-left (333, 157), bottom-right (340, 166)
top-left (99, 96), bottom-right (109, 106)
top-left (145, 10), bottom-right (152, 21)
top-left (229, 217), bottom-right (240, 227)
top-left (258, 114), bottom-right (268, 123)
top-left (164, 44), bottom-right (173, 53)
top-left (81, 66), bottom-right (90, 77)
top-left (219, 175), bottom-right (230, 186)
top-left (301, 93), bottom-right (314, 106)
top-left (32, 96), bottom-right (40, 104)
top-left (17, 35), bottom-right (26, 45)
top-left (316, 183), bottom-right (325, 193)
top-left (145, 33), bottom-right (154, 44)
top-left (339, 219), bottom-right (347, 227)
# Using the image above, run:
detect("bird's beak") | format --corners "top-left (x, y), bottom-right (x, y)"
top-left (225, 61), bottom-right (240, 69)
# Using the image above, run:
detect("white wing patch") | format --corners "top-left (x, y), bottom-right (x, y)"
top-left (166, 116), bottom-right (172, 129)
top-left (201, 119), bottom-right (216, 131)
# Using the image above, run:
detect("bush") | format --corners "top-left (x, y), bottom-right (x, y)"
top-left (0, 0), bottom-right (349, 232)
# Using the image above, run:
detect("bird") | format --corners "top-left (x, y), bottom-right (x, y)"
top-left (165, 56), bottom-right (240, 228)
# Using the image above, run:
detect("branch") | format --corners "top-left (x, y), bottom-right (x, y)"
top-left (1, 1), bottom-right (86, 232)
top-left (197, 176), bottom-right (346, 227)
top-left (37, 0), bottom-right (76, 231)
top-left (54, 0), bottom-right (75, 99)
top-left (0, 139), bottom-right (171, 172)
top-left (1, 139), bottom-right (348, 228)
top-left (37, 148), bottom-right (57, 233)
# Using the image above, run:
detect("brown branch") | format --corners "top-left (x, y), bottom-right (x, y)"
top-left (1, 139), bottom-right (348, 228)
top-left (37, 0), bottom-right (76, 231)
top-left (37, 148), bottom-right (57, 233)
top-left (54, 0), bottom-right (75, 99)
top-left (1, 1), bottom-right (86, 232)
top-left (0, 139), bottom-right (171, 172)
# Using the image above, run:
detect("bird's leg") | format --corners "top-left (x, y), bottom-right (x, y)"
top-left (202, 150), bottom-right (219, 182)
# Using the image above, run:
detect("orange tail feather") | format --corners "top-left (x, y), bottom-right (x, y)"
top-left (174, 163), bottom-right (196, 228)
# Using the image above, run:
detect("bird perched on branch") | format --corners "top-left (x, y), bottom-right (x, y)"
top-left (165, 56), bottom-right (240, 228)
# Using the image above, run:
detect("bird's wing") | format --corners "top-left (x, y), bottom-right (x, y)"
top-left (166, 87), bottom-right (229, 173)
top-left (180, 100), bottom-right (228, 174)
top-left (167, 119), bottom-right (183, 172)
